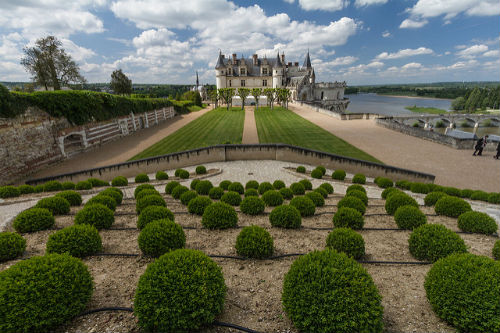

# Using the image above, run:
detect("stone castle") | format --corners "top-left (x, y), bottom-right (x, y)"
top-left (215, 51), bottom-right (349, 111)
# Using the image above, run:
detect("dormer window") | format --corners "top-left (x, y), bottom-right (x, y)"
top-left (262, 68), bottom-right (268, 75)
top-left (240, 68), bottom-right (246, 75)
top-left (228, 68), bottom-right (232, 75)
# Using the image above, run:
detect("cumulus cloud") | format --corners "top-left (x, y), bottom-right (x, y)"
top-left (376, 47), bottom-right (433, 60)
top-left (401, 62), bottom-right (422, 70)
top-left (399, 18), bottom-right (428, 29)
top-left (382, 31), bottom-right (391, 38)
top-left (297, 0), bottom-right (348, 12)
top-left (457, 44), bottom-right (488, 58)
top-left (354, 0), bottom-right (388, 7)
top-left (483, 50), bottom-right (500, 57)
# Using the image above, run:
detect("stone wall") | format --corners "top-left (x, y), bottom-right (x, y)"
top-left (293, 102), bottom-right (377, 120)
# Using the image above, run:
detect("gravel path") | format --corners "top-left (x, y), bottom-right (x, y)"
top-left (289, 103), bottom-right (500, 192)
top-left (242, 107), bottom-right (259, 144)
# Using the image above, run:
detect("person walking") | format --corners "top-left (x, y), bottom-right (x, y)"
top-left (494, 141), bottom-right (500, 159)
top-left (473, 135), bottom-right (488, 156)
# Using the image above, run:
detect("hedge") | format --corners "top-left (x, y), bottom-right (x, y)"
top-left (319, 183), bottom-right (334, 194)
top-left (279, 187), bottom-right (294, 200)
top-left (299, 179), bottom-right (312, 190)
top-left (86, 194), bottom-right (117, 211)
top-left (208, 187), bottom-right (224, 199)
top-left (136, 195), bottom-right (166, 214)
top-left (457, 211), bottom-right (498, 235)
top-left (46, 224), bottom-right (102, 257)
top-left (55, 190), bottom-right (82, 206)
top-left (219, 180), bottom-right (232, 190)
top-left (180, 190), bottom-right (198, 205)
top-left (228, 182), bottom-right (244, 194)
top-left (258, 182), bottom-right (274, 195)
top-left (195, 165), bottom-right (207, 174)
top-left (305, 191), bottom-right (325, 207)
top-left (494, 240), bottom-right (500, 260)
top-left (0, 186), bottom-right (20, 199)
top-left (352, 173), bottom-right (366, 184)
top-left (385, 193), bottom-right (418, 215)
top-left (235, 225), bottom-right (274, 259)
top-left (75, 180), bottom-right (92, 190)
top-left (135, 173), bottom-right (150, 183)
top-left (296, 166), bottom-right (306, 173)
top-left (13, 208), bottom-right (55, 233)
top-left (155, 171), bottom-right (169, 180)
top-left (0, 232), bottom-right (26, 262)
top-left (434, 196), bottom-right (471, 218)
top-left (262, 190), bottom-right (284, 206)
top-left (18, 184), bottom-right (34, 195)
top-left (332, 170), bottom-right (346, 180)
top-left (111, 176), bottom-right (128, 186)
top-left (311, 168), bottom-right (323, 179)
top-left (345, 190), bottom-right (368, 206)
top-left (424, 191), bottom-right (447, 206)
top-left (273, 180), bottom-right (286, 190)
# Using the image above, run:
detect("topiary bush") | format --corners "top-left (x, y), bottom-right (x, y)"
top-left (228, 182), bottom-right (244, 194)
top-left (136, 189), bottom-right (160, 201)
top-left (180, 190), bottom-right (198, 205)
top-left (326, 228), bottom-right (365, 259)
top-left (202, 202), bottom-right (238, 229)
top-left (442, 186), bottom-right (461, 197)
top-left (376, 177), bottom-right (393, 189)
top-left (282, 250), bottom-right (383, 333)
top-left (435, 196), bottom-right (472, 218)
top-left (460, 189), bottom-right (474, 198)
top-left (156, 171), bottom-right (169, 180)
top-left (13, 208), bottom-right (54, 233)
top-left (0, 253), bottom-right (93, 333)
top-left (240, 197), bottom-right (265, 215)
top-left (319, 183), bottom-right (333, 194)
top-left (75, 180), bottom-right (92, 190)
top-left (100, 188), bottom-right (123, 205)
top-left (290, 196), bottom-right (316, 217)
top-left (61, 182), bottom-right (75, 190)
top-left (165, 181), bottom-right (180, 195)
top-left (0, 232), bottom-right (26, 262)
top-left (352, 173), bottom-right (366, 184)
top-left (244, 188), bottom-right (259, 197)
top-left (0, 186), bottom-right (20, 199)
top-left (296, 166), bottom-right (306, 173)
top-left (290, 182), bottom-right (305, 195)
top-left (219, 180), bottom-right (232, 190)
top-left (198, 186), bottom-right (215, 200)
top-left (385, 193), bottom-right (418, 215)
top-left (346, 184), bottom-right (366, 195)
top-left (394, 205), bottom-right (427, 230)
top-left (305, 191), bottom-right (325, 207)
top-left (314, 187), bottom-right (328, 199)
top-left (338, 196), bottom-right (366, 215)
top-left (111, 176), bottom-right (128, 186)
top-left (409, 182), bottom-right (429, 194)
top-left (195, 180), bottom-right (213, 195)
top-left (46, 224), bottom-right (102, 257)
top-left (381, 187), bottom-right (401, 199)
top-left (424, 253), bottom-right (500, 333)
top-left (262, 190), bottom-right (284, 207)
top-left (311, 168), bottom-right (323, 179)
top-left (488, 192), bottom-right (500, 204)
top-left (18, 184), bottom-right (34, 195)
top-left (190, 179), bottom-right (200, 190)
top-left (188, 196), bottom-right (213, 216)
top-left (55, 190), bottom-right (82, 206)
top-left (279, 187), bottom-right (293, 200)
top-left (332, 207), bottom-right (364, 229)
top-left (136, 195), bottom-right (166, 214)
top-left (457, 211), bottom-right (498, 235)
top-left (34, 184), bottom-right (45, 193)
top-left (235, 225), bottom-right (274, 259)
top-left (395, 180), bottom-right (411, 190)
top-left (424, 191), bottom-right (447, 206)
top-left (43, 180), bottom-right (63, 192)
top-left (245, 180), bottom-right (259, 190)
top-left (409, 224), bottom-right (467, 262)
top-left (134, 249), bottom-right (226, 332)
top-left (87, 178), bottom-right (109, 187)
top-left (332, 169), bottom-right (346, 180)
top-left (269, 205), bottom-right (301, 228)
top-left (345, 189), bottom-right (368, 205)
top-left (135, 173), bottom-right (150, 183)
top-left (137, 206), bottom-right (175, 230)
top-left (493, 240), bottom-right (500, 260)
top-left (171, 185), bottom-right (189, 200)
top-left (134, 183), bottom-right (155, 198)
top-left (258, 182), bottom-right (274, 195)
top-left (273, 180), bottom-right (285, 190)
top-left (299, 179), bottom-right (312, 190)
top-left (195, 165), bottom-right (207, 174)
top-left (35, 196), bottom-right (70, 215)
top-left (470, 190), bottom-right (489, 201)
top-left (316, 165), bottom-right (327, 176)
top-left (86, 194), bottom-right (117, 211)
top-left (220, 191), bottom-right (242, 206)
top-left (138, 219), bottom-right (186, 257)
top-left (177, 169), bottom-right (190, 179)
top-left (75, 203), bottom-right (114, 230)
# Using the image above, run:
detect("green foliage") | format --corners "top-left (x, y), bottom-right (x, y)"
top-left (375, 177), bottom-right (393, 188)
top-left (165, 181), bottom-right (180, 194)
top-left (137, 206), bottom-right (174, 230)
top-left (332, 169), bottom-right (346, 180)
top-left (135, 173), bottom-right (150, 183)
top-left (136, 195), bottom-right (166, 214)
top-left (424, 191), bottom-right (447, 206)
top-left (290, 182), bottom-right (305, 195)
top-left (136, 189), bottom-right (160, 201)
top-left (326, 228), bottom-right (365, 259)
top-left (171, 185), bottom-right (189, 200)
top-left (258, 182), bottom-right (274, 195)
top-left (442, 187), bottom-right (461, 197)
top-left (296, 166), bottom-right (306, 173)
top-left (273, 180), bottom-right (286, 190)
top-left (394, 205), bottom-right (427, 230)
top-left (352, 173), bottom-right (366, 184)
top-left (35, 196), bottom-right (70, 215)
top-left (219, 180), bottom-right (232, 190)
top-left (208, 187), bottom-right (224, 199)
top-left (0, 232), bottom-right (26, 262)
top-left (100, 188), bottom-right (123, 205)
top-left (244, 188), bottom-right (259, 197)
top-left (195, 165), bottom-right (207, 174)
top-left (346, 184), bottom-right (366, 194)
top-left (43, 180), bottom-right (63, 192)
top-left (34, 184), bottom-right (44, 193)
top-left (279, 187), bottom-right (294, 200)
top-left (282, 250), bottom-right (384, 333)
top-left (381, 187), bottom-right (401, 199)
top-left (494, 240), bottom-right (500, 260)
top-left (240, 197), bottom-right (265, 215)
top-left (188, 196), bottom-right (213, 216)
top-left (235, 225), bottom-right (274, 259)
top-left (319, 183), bottom-right (334, 194)
top-left (228, 182), bottom-right (244, 194)
top-left (202, 202), bottom-right (238, 229)
top-left (138, 220), bottom-right (185, 257)
top-left (346, 190), bottom-right (368, 205)
top-left (424, 253), bottom-right (500, 332)
top-left (314, 187), bottom-right (328, 198)
top-left (316, 165), bottom-right (327, 175)
top-left (245, 180), bottom-right (259, 190)
top-left (111, 176), bottom-right (128, 186)
top-left (195, 180), bottom-right (213, 195)
top-left (134, 249), bottom-right (226, 333)
top-left (488, 193), bottom-right (500, 204)
top-left (385, 193), bottom-right (418, 215)
top-left (305, 191), bottom-right (325, 207)
top-left (46, 224), bottom-right (102, 257)
top-left (87, 178), bottom-right (109, 187)
top-left (180, 190), bottom-right (198, 205)
top-left (410, 182), bottom-right (430, 194)
top-left (55, 190), bottom-right (82, 206)
top-left (221, 191), bottom-right (242, 206)
top-left (338, 196), bottom-right (366, 215)
top-left (0, 186), bottom-right (20, 199)
top-left (17, 184), bottom-right (34, 195)
top-left (457, 211), bottom-right (498, 235)
top-left (299, 179), bottom-right (312, 190)
top-left (75, 203), bottom-right (114, 230)
top-left (61, 181), bottom-right (75, 190)
top-left (409, 224), bottom-right (467, 262)
top-left (177, 169), bottom-right (190, 179)
top-left (435, 196), bottom-right (472, 218)
top-left (13, 208), bottom-right (54, 233)
top-left (155, 171), bottom-right (169, 180)
top-left (395, 180), bottom-right (411, 190)
top-left (470, 190), bottom-right (489, 201)
top-left (269, 205), bottom-right (302, 228)
top-left (311, 168), bottom-right (323, 179)
top-left (190, 179), bottom-right (200, 190)
top-left (262, 190), bottom-right (284, 206)
top-left (332, 207), bottom-right (364, 229)
top-left (75, 180), bottom-right (92, 190)
top-left (290, 196), bottom-right (316, 217)
top-left (86, 194), bottom-right (117, 211)
top-left (110, 69), bottom-right (132, 95)
top-left (0, 253), bottom-right (93, 333)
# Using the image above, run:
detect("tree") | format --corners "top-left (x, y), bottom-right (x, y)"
top-left (451, 97), bottom-right (465, 111)
top-left (208, 89), bottom-right (219, 109)
top-left (277, 88), bottom-right (291, 109)
top-left (464, 87), bottom-right (481, 112)
top-left (110, 69), bottom-right (132, 95)
top-left (264, 88), bottom-right (276, 109)
top-left (251, 88), bottom-right (262, 110)
top-left (21, 35), bottom-right (85, 90)
top-left (182, 91), bottom-right (202, 106)
top-left (237, 88), bottom-right (250, 110)
top-left (219, 88), bottom-right (235, 111)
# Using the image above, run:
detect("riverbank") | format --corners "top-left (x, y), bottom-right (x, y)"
top-left (379, 94), bottom-right (453, 101)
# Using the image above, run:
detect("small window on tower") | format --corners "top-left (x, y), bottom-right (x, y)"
top-left (240, 68), bottom-right (246, 75)
top-left (228, 68), bottom-right (232, 75)
top-left (262, 68), bottom-right (268, 75)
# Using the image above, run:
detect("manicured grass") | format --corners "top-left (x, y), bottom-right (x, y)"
top-left (187, 104), bottom-right (207, 112)
top-left (130, 107), bottom-right (244, 160)
top-left (255, 107), bottom-right (382, 163)
top-left (405, 106), bottom-right (447, 114)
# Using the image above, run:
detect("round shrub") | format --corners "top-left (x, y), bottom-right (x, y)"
top-left (156, 171), bottom-right (169, 180)
top-left (311, 168), bottom-right (323, 179)
top-left (245, 180), bottom-right (259, 190)
top-left (290, 196), bottom-right (316, 217)
top-left (0, 232), bottom-right (26, 262)
top-left (269, 205), bottom-right (302, 228)
top-left (442, 187), bottom-right (461, 197)
top-left (0, 186), bottom-right (20, 199)
top-left (332, 207), bottom-right (364, 229)
top-left (279, 187), bottom-right (293, 200)
top-left (235, 225), bottom-right (274, 259)
top-left (220, 191), bottom-right (242, 206)
top-left (106, 186), bottom-right (123, 198)
top-left (138, 220), bottom-right (185, 257)
top-left (488, 193), bottom-right (500, 204)
top-left (164, 181), bottom-right (180, 195)
top-left (299, 179), bottom-right (312, 190)
top-left (195, 165), bottom-right (207, 174)
top-left (100, 188), bottom-right (123, 205)
top-left (188, 196), bottom-right (213, 215)
top-left (61, 182), bottom-right (75, 190)
top-left (180, 190), bottom-right (198, 205)
top-left (381, 187), bottom-right (400, 199)
top-left (135, 173), bottom-right (150, 183)
top-left (314, 187), bottom-right (328, 198)
top-left (346, 189), bottom-right (368, 205)
top-left (136, 195), bottom-right (166, 214)
top-left (240, 197), bottom-right (265, 215)
top-left (171, 185), bottom-right (189, 200)
top-left (428, 184), bottom-right (444, 192)
top-left (273, 180), bottom-right (285, 190)
top-left (174, 169), bottom-right (183, 177)
top-left (435, 196), bottom-right (472, 218)
top-left (136, 189), bottom-right (160, 201)
top-left (228, 182), bottom-right (244, 194)
top-left (290, 182), bottom-right (305, 195)
top-left (352, 173), bottom-right (366, 184)
top-left (258, 182), bottom-right (274, 195)
top-left (409, 224), bottom-right (467, 262)
top-left (87, 178), bottom-right (109, 187)
top-left (244, 188), bottom-right (259, 197)
top-left (190, 179), bottom-right (200, 190)
top-left (410, 182), bottom-right (430, 194)
top-left (470, 190), bottom-right (489, 201)
top-left (34, 184), bottom-right (44, 193)
top-left (319, 182), bottom-right (333, 194)
top-left (195, 180), bottom-right (213, 195)
top-left (424, 253), bottom-right (500, 333)
top-left (13, 208), bottom-right (54, 233)
top-left (75, 203), bottom-right (114, 230)
top-left (376, 177), bottom-right (393, 189)
top-left (75, 180), bottom-right (92, 190)
top-left (346, 184), bottom-right (366, 195)
top-left (46, 224), bottom-right (102, 257)
top-left (394, 205), bottom-right (427, 230)
top-left (262, 190), bottom-right (284, 207)
top-left (326, 228), bottom-right (365, 259)
top-left (111, 176), bottom-right (128, 186)
top-left (177, 169), bottom-right (190, 179)
top-left (332, 169), bottom-right (346, 180)
top-left (219, 180), bottom-right (231, 190)
top-left (55, 190), bottom-right (82, 206)
top-left (137, 206), bottom-right (175, 230)
top-left (305, 191), bottom-right (325, 207)
top-left (460, 189), bottom-right (474, 198)
top-left (135, 183), bottom-right (155, 198)
top-left (202, 202), bottom-right (238, 229)
top-left (43, 180), bottom-right (63, 192)
top-left (424, 191), bottom-right (447, 206)
top-left (395, 180), bottom-right (411, 190)
top-left (338, 196), bottom-right (366, 215)
top-left (35, 196), bottom-right (70, 215)
top-left (86, 194), bottom-right (117, 211)
top-left (282, 250), bottom-right (383, 333)
top-left (18, 184), bottom-right (34, 195)
top-left (493, 240), bottom-right (500, 260)
top-left (316, 165), bottom-right (326, 175)
top-left (296, 166), bottom-right (306, 173)
top-left (457, 211), bottom-right (498, 235)
top-left (0, 253), bottom-right (93, 333)
top-left (134, 249), bottom-right (226, 333)
top-left (385, 193), bottom-right (418, 215)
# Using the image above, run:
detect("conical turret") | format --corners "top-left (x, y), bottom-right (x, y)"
top-left (303, 50), bottom-right (312, 69)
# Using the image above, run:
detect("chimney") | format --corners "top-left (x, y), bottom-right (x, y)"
top-left (253, 54), bottom-right (258, 65)
top-left (287, 62), bottom-right (292, 67)
top-left (281, 53), bottom-right (285, 64)
top-left (294, 62), bottom-right (298, 66)
top-left (232, 53), bottom-right (237, 63)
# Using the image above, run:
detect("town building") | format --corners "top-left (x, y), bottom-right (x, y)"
top-left (191, 71), bottom-right (208, 100)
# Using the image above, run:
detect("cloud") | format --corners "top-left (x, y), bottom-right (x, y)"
top-left (407, 0), bottom-right (500, 20)
top-left (325, 56), bottom-right (359, 66)
top-left (457, 44), bottom-right (488, 58)
top-left (483, 50), bottom-right (500, 57)
top-left (381, 31), bottom-right (391, 38)
top-left (296, 0), bottom-right (348, 12)
top-left (401, 62), bottom-right (422, 70)
top-left (376, 47), bottom-right (433, 60)
top-left (399, 18), bottom-right (428, 29)
top-left (354, 0), bottom-right (388, 7)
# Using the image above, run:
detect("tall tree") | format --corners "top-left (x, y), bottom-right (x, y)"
top-left (110, 69), bottom-right (132, 95)
top-left (251, 88), bottom-right (262, 110)
top-left (208, 89), bottom-right (219, 109)
top-left (237, 88), bottom-right (250, 110)
top-left (219, 88), bottom-right (235, 111)
top-left (264, 88), bottom-right (276, 109)
top-left (21, 36), bottom-right (85, 90)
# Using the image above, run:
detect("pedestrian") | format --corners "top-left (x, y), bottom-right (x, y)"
top-left (473, 135), bottom-right (488, 156)
top-left (495, 141), bottom-right (500, 159)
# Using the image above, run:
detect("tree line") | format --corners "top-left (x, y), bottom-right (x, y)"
top-left (208, 88), bottom-right (291, 111)
top-left (451, 86), bottom-right (500, 111)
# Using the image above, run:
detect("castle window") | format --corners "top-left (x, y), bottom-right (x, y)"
top-left (263, 80), bottom-right (267, 87)
top-left (241, 80), bottom-right (245, 87)
top-left (229, 80), bottom-right (232, 87)
top-left (240, 68), bottom-right (246, 75)
top-left (228, 68), bottom-right (232, 75)
top-left (262, 68), bottom-right (268, 75)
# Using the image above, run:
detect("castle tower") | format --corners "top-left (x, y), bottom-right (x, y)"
top-left (272, 52), bottom-right (284, 88)
top-left (196, 71), bottom-right (199, 87)
top-left (215, 51), bottom-right (226, 89)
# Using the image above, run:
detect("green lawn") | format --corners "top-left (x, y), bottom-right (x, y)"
top-left (405, 106), bottom-right (447, 114)
top-left (255, 107), bottom-right (382, 163)
top-left (130, 107), bottom-right (244, 160)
